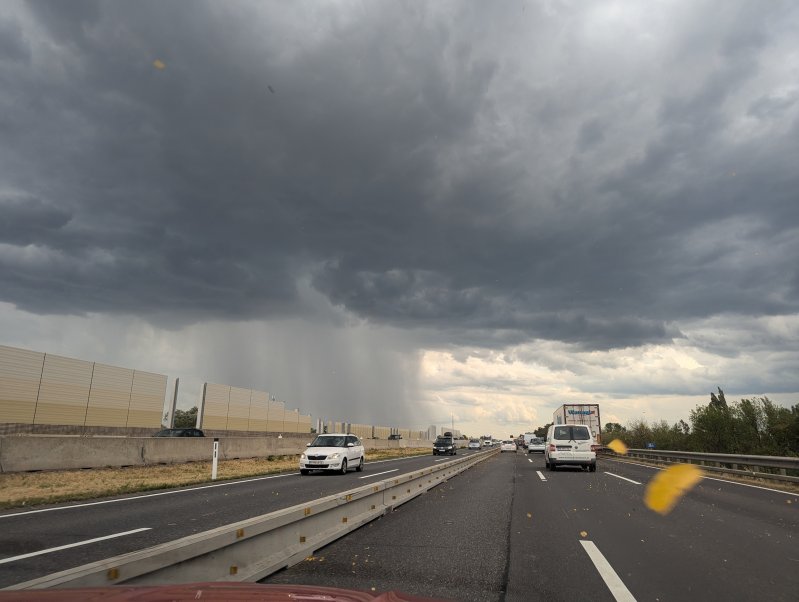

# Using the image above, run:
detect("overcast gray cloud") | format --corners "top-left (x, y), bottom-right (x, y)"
top-left (1, 1), bottom-right (798, 432)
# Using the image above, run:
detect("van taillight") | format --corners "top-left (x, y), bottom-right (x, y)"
top-left (548, 444), bottom-right (556, 451)
top-left (591, 445), bottom-right (600, 452)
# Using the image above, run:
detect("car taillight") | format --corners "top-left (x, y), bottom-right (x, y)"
top-left (548, 444), bottom-right (556, 451)
top-left (591, 445), bottom-right (600, 452)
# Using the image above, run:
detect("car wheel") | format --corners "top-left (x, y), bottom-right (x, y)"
top-left (300, 469), bottom-right (309, 475)
top-left (356, 456), bottom-right (364, 472)
top-left (589, 463), bottom-right (597, 472)
top-left (550, 462), bottom-right (557, 471)
top-left (339, 458), bottom-right (348, 475)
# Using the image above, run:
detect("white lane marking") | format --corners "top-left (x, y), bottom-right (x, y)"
top-left (605, 472), bottom-right (642, 485)
top-left (528, 458), bottom-right (533, 463)
top-left (0, 528), bottom-right (151, 565)
top-left (580, 540), bottom-right (637, 602)
top-left (358, 469), bottom-right (399, 480)
top-left (0, 473), bottom-right (296, 519)
top-left (536, 471), bottom-right (547, 482)
top-left (434, 458), bottom-right (449, 462)
top-left (605, 458), bottom-right (797, 496)
top-left (1, 452), bottom-right (470, 520)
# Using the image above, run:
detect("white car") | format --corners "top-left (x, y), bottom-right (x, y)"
top-left (468, 439), bottom-right (481, 450)
top-left (527, 437), bottom-right (546, 453)
top-left (500, 440), bottom-right (517, 452)
top-left (300, 433), bottom-right (365, 475)
top-left (544, 424), bottom-right (597, 471)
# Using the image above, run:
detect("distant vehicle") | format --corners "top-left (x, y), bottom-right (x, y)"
top-left (153, 428), bottom-right (204, 437)
top-left (468, 439), bottom-right (481, 450)
top-left (552, 404), bottom-right (601, 444)
top-left (522, 432), bottom-right (538, 448)
top-left (388, 434), bottom-right (403, 440)
top-left (433, 436), bottom-right (456, 455)
top-left (544, 424), bottom-right (597, 472)
top-left (527, 437), bottom-right (545, 453)
top-left (500, 440), bottom-right (517, 452)
top-left (300, 433), bottom-right (365, 475)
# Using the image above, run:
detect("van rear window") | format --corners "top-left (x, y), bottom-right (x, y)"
top-left (553, 426), bottom-right (591, 440)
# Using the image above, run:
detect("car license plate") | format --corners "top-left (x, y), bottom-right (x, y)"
top-left (308, 460), bottom-right (324, 465)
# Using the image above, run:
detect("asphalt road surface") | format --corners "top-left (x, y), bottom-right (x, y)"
top-left (264, 450), bottom-right (798, 601)
top-left (0, 450), bottom-right (480, 588)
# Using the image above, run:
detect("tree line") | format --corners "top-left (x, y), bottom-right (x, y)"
top-left (602, 389), bottom-right (798, 456)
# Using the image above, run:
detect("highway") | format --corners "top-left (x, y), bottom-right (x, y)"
top-left (1, 448), bottom-right (797, 599)
top-left (265, 450), bottom-right (798, 601)
top-left (0, 450), bottom-right (474, 588)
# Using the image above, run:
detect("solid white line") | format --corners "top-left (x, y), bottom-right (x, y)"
top-left (1, 452), bottom-right (451, 520)
top-left (528, 458), bottom-right (533, 463)
top-left (0, 528), bottom-right (151, 565)
top-left (580, 540), bottom-right (637, 602)
top-left (358, 469), bottom-right (399, 479)
top-left (434, 458), bottom-right (448, 462)
top-left (605, 458), bottom-right (797, 496)
top-left (605, 472), bottom-right (642, 485)
top-left (536, 471), bottom-right (547, 481)
top-left (0, 473), bottom-right (296, 519)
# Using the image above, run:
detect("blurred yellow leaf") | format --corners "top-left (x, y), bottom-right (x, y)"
top-left (526, 512), bottom-right (532, 518)
top-left (580, 531), bottom-right (588, 538)
top-left (153, 59), bottom-right (166, 70)
top-left (607, 439), bottom-right (628, 455)
top-left (645, 464), bottom-right (703, 515)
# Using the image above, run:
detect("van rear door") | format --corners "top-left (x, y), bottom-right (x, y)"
top-left (571, 425), bottom-right (593, 460)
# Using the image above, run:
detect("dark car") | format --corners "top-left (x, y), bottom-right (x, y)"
top-left (388, 434), bottom-right (403, 440)
top-left (432, 436), bottom-right (456, 455)
top-left (153, 428), bottom-right (205, 437)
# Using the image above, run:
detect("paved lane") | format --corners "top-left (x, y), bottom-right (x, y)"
top-left (267, 450), bottom-right (798, 601)
top-left (0, 450), bottom-right (483, 588)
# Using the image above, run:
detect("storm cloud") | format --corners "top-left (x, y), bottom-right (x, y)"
top-left (1, 1), bottom-right (798, 431)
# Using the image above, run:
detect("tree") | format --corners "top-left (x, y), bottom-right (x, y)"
top-left (690, 402), bottom-right (734, 453)
top-left (709, 387), bottom-right (727, 408)
top-left (173, 406), bottom-right (198, 428)
top-left (534, 423), bottom-right (552, 438)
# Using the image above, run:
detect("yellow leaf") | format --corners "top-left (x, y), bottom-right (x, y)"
top-left (153, 59), bottom-right (166, 70)
top-left (526, 513), bottom-right (532, 518)
top-left (644, 464), bottom-right (703, 515)
top-left (579, 531), bottom-right (588, 538)
top-left (607, 439), bottom-right (628, 455)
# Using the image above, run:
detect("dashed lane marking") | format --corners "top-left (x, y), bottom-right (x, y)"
top-left (604, 472), bottom-right (642, 485)
top-left (358, 469), bottom-right (399, 479)
top-left (580, 540), bottom-right (637, 601)
top-left (0, 528), bottom-right (151, 565)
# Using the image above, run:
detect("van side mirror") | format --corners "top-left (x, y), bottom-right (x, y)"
top-left (347, 442), bottom-right (354, 447)
top-left (306, 443), bottom-right (311, 447)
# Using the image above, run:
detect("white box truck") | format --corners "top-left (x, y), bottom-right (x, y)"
top-left (552, 404), bottom-right (601, 443)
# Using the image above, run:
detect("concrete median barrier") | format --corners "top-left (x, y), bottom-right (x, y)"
top-left (0, 436), bottom-right (434, 472)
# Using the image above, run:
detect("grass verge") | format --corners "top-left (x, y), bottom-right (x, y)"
top-left (0, 447), bottom-right (432, 510)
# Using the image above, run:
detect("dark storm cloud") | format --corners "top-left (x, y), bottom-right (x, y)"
top-left (1, 1), bottom-right (798, 350)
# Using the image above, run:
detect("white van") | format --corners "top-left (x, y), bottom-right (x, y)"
top-left (544, 424), bottom-right (597, 472)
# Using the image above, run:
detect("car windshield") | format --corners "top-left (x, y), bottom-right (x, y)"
top-left (3, 3), bottom-right (797, 600)
top-left (310, 436), bottom-right (346, 447)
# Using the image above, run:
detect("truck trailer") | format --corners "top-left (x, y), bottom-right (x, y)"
top-left (552, 404), bottom-right (601, 443)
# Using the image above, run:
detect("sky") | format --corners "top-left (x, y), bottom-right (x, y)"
top-left (1, 0), bottom-right (798, 438)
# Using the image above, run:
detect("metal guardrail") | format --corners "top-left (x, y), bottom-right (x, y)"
top-left (607, 448), bottom-right (799, 484)
top-left (6, 448), bottom-right (499, 590)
